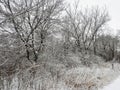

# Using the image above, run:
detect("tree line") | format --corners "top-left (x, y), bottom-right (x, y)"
top-left (0, 0), bottom-right (119, 70)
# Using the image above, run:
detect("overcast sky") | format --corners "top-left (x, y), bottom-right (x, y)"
top-left (66, 0), bottom-right (120, 34)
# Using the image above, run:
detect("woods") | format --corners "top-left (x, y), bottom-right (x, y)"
top-left (0, 0), bottom-right (120, 90)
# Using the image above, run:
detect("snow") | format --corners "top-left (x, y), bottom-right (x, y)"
top-left (102, 76), bottom-right (120, 90)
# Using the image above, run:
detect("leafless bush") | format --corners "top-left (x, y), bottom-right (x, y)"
top-left (95, 34), bottom-right (119, 62)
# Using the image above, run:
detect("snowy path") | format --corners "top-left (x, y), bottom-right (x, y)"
top-left (101, 76), bottom-right (120, 90)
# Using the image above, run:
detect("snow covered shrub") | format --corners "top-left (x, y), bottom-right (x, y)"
top-left (63, 67), bottom-right (118, 90)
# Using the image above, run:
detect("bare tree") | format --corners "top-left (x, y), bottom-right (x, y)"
top-left (0, 0), bottom-right (64, 64)
top-left (61, 2), bottom-right (110, 53)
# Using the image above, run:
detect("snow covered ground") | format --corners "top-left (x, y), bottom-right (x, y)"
top-left (101, 76), bottom-right (120, 90)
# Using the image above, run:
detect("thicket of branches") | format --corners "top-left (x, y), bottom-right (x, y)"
top-left (0, 0), bottom-right (120, 74)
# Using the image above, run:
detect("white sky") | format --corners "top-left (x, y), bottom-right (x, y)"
top-left (66, 0), bottom-right (120, 34)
